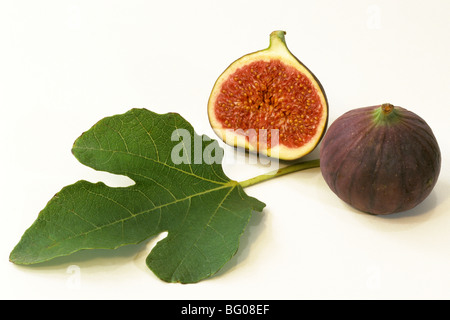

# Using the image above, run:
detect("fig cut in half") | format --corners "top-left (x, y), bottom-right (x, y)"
top-left (320, 103), bottom-right (441, 215)
top-left (208, 31), bottom-right (328, 160)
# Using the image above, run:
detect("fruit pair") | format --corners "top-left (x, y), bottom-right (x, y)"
top-left (207, 31), bottom-right (441, 215)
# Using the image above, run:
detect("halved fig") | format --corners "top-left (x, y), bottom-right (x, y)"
top-left (208, 31), bottom-right (328, 160)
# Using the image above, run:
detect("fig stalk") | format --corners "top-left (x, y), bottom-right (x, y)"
top-left (268, 30), bottom-right (287, 51)
top-left (239, 159), bottom-right (320, 188)
top-left (373, 103), bottom-right (400, 125)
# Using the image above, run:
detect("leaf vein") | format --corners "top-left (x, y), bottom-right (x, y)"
top-left (169, 185), bottom-right (236, 280)
top-left (131, 110), bottom-right (160, 162)
top-left (80, 185), bottom-right (136, 217)
top-left (73, 146), bottom-right (226, 186)
top-left (43, 184), bottom-right (233, 246)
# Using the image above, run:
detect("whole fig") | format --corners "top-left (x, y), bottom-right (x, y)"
top-left (320, 103), bottom-right (441, 215)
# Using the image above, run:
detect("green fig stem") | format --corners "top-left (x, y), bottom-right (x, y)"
top-left (238, 159), bottom-right (320, 188)
top-left (268, 30), bottom-right (287, 50)
top-left (373, 103), bottom-right (400, 125)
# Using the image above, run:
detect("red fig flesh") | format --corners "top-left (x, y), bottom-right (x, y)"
top-left (208, 31), bottom-right (328, 160)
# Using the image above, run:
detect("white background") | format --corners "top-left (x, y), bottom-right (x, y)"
top-left (1, 0), bottom-right (449, 300)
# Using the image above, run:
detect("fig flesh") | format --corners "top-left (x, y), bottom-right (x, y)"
top-left (208, 31), bottom-right (328, 160)
top-left (320, 103), bottom-right (441, 215)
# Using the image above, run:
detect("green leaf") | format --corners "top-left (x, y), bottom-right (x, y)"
top-left (10, 108), bottom-right (265, 283)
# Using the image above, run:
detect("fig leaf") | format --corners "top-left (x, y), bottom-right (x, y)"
top-left (10, 108), bottom-right (265, 283)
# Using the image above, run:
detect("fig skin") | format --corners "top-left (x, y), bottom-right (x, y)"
top-left (319, 103), bottom-right (441, 215)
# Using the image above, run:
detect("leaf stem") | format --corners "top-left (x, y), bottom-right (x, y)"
top-left (238, 159), bottom-right (320, 188)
